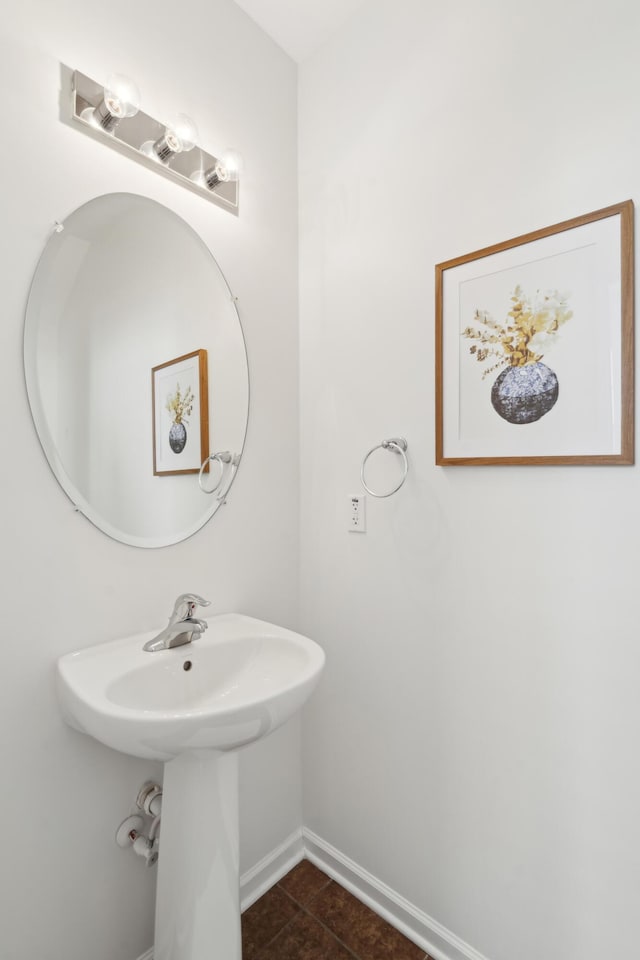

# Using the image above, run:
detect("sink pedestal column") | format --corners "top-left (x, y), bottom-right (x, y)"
top-left (154, 750), bottom-right (241, 960)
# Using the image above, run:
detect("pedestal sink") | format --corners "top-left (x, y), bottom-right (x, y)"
top-left (57, 613), bottom-right (325, 960)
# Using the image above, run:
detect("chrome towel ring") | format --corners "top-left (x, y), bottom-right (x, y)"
top-left (360, 437), bottom-right (409, 498)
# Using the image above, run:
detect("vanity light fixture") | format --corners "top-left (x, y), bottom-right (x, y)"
top-left (66, 67), bottom-right (240, 214)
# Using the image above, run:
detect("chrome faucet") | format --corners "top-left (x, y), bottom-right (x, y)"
top-left (143, 594), bottom-right (211, 652)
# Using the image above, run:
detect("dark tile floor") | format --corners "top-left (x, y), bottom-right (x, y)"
top-left (241, 859), bottom-right (432, 960)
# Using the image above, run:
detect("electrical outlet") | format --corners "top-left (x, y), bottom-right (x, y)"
top-left (349, 494), bottom-right (366, 532)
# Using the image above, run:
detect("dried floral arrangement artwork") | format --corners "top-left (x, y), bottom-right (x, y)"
top-left (462, 285), bottom-right (573, 425)
top-left (165, 383), bottom-right (194, 453)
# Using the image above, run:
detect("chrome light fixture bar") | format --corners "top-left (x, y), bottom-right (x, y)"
top-left (67, 69), bottom-right (239, 215)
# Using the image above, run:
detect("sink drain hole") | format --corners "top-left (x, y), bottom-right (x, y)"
top-left (183, 660), bottom-right (193, 671)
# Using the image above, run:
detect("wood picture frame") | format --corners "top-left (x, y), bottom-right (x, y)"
top-left (152, 349), bottom-right (209, 476)
top-left (435, 201), bottom-right (634, 465)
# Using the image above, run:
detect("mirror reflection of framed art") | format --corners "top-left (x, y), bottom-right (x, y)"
top-left (152, 349), bottom-right (209, 476)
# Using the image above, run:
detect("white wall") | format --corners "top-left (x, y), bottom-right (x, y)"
top-left (299, 2), bottom-right (640, 959)
top-left (0, 3), bottom-right (300, 959)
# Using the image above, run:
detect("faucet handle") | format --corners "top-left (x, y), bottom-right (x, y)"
top-left (171, 593), bottom-right (211, 621)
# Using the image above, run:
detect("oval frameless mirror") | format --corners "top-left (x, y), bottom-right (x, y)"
top-left (24, 193), bottom-right (249, 548)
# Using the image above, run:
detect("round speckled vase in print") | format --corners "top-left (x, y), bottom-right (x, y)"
top-left (490, 361), bottom-right (559, 425)
top-left (169, 421), bottom-right (187, 453)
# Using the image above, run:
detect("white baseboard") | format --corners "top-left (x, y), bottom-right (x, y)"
top-left (240, 827), bottom-right (305, 910)
top-left (135, 826), bottom-right (489, 960)
top-left (302, 828), bottom-right (491, 960)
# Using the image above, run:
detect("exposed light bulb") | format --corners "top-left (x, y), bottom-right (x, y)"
top-left (203, 149), bottom-right (243, 190)
top-left (167, 114), bottom-right (198, 153)
top-left (104, 74), bottom-right (140, 118)
top-left (89, 73), bottom-right (140, 132)
top-left (142, 114), bottom-right (199, 164)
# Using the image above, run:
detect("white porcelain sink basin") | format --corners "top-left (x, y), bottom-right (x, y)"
top-left (57, 613), bottom-right (325, 761)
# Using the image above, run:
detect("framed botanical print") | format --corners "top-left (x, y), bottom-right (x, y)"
top-left (436, 201), bottom-right (634, 465)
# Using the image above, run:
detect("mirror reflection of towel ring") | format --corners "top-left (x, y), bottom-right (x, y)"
top-left (360, 437), bottom-right (409, 498)
top-left (199, 451), bottom-right (241, 502)
top-left (198, 452), bottom-right (231, 495)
